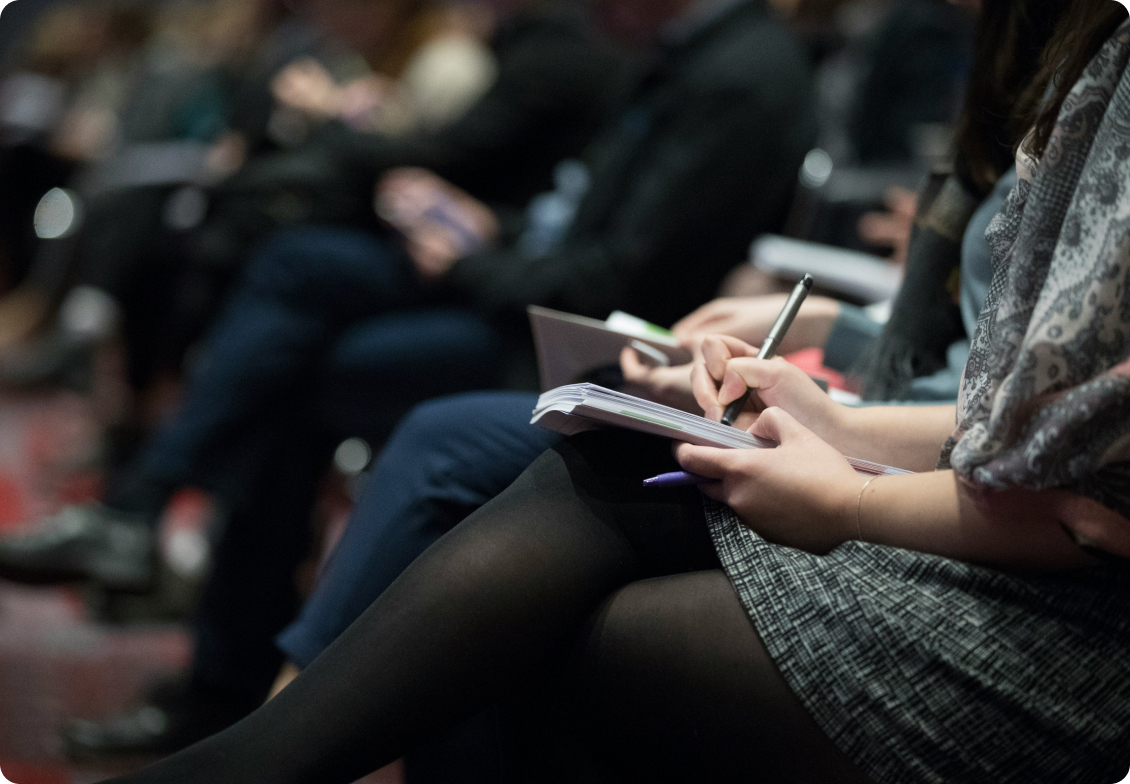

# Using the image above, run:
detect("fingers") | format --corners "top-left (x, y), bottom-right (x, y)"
top-left (717, 364), bottom-right (755, 408)
top-left (672, 299), bottom-right (727, 337)
top-left (691, 358), bottom-right (724, 419)
top-left (693, 334), bottom-right (763, 420)
top-left (673, 443), bottom-right (734, 479)
top-left (748, 406), bottom-right (809, 443)
top-left (887, 186), bottom-right (917, 217)
top-left (708, 354), bottom-right (778, 407)
top-left (620, 346), bottom-right (647, 381)
top-left (700, 334), bottom-right (758, 383)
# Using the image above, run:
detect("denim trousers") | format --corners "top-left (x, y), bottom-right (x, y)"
top-left (276, 391), bottom-right (558, 669)
top-left (112, 227), bottom-right (506, 701)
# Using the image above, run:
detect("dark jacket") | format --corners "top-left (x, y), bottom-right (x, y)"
top-left (849, 0), bottom-right (973, 164)
top-left (196, 3), bottom-right (626, 272)
top-left (329, 1), bottom-right (630, 208)
top-left (445, 0), bottom-right (816, 328)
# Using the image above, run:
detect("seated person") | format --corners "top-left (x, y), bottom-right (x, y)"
top-left (272, 0), bottom-right (1027, 670)
top-left (19, 0), bottom-right (816, 756)
top-left (98, 6), bottom-right (1130, 780)
top-left (272, 163), bottom-right (1017, 683)
top-left (0, 0), bottom-right (628, 397)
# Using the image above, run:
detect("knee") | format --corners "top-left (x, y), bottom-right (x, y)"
top-left (582, 572), bottom-right (745, 681)
top-left (241, 227), bottom-right (389, 303)
top-left (391, 393), bottom-right (536, 453)
top-left (389, 396), bottom-right (477, 458)
top-left (372, 394), bottom-right (509, 499)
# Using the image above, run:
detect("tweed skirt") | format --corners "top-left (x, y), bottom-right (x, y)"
top-left (703, 500), bottom-right (1130, 784)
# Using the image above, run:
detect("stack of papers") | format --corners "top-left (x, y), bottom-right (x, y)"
top-left (532, 383), bottom-right (912, 477)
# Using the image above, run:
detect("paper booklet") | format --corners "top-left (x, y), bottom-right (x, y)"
top-left (531, 383), bottom-right (912, 478)
top-left (750, 235), bottom-right (902, 305)
top-left (528, 306), bottom-right (693, 391)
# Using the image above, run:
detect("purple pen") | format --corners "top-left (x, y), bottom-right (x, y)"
top-left (642, 471), bottom-right (713, 488)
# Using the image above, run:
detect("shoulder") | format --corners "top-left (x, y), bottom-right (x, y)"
top-left (493, 4), bottom-right (605, 58)
top-left (677, 9), bottom-right (811, 100)
top-left (492, 8), bottom-right (628, 96)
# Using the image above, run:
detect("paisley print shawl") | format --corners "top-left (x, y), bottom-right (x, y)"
top-left (941, 21), bottom-right (1130, 541)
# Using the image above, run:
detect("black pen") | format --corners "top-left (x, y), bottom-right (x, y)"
top-left (720, 274), bottom-right (814, 426)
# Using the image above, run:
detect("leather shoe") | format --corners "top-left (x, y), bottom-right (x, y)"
top-left (0, 503), bottom-right (154, 591)
top-left (60, 679), bottom-right (255, 759)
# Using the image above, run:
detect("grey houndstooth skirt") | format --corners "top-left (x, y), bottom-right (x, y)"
top-left (703, 500), bottom-right (1130, 784)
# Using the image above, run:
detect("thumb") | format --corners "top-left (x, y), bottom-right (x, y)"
top-left (748, 406), bottom-right (809, 444)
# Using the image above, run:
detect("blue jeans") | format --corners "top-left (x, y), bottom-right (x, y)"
top-left (187, 319), bottom-right (508, 700)
top-left (276, 391), bottom-right (558, 669)
top-left (130, 226), bottom-right (502, 490)
top-left (109, 227), bottom-right (506, 700)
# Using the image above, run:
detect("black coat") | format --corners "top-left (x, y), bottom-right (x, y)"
top-left (445, 0), bottom-right (816, 328)
top-left (195, 3), bottom-right (627, 274)
top-left (330, 2), bottom-right (630, 209)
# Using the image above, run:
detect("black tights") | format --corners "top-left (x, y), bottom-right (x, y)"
top-left (108, 431), bottom-right (871, 783)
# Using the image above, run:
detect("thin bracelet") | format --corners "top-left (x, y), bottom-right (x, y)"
top-left (855, 475), bottom-right (882, 541)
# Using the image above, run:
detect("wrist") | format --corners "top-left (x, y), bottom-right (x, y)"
top-left (780, 298), bottom-right (840, 354)
top-left (825, 474), bottom-right (869, 551)
top-left (822, 401), bottom-right (864, 456)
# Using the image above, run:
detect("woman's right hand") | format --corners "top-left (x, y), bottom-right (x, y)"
top-left (692, 334), bottom-right (846, 444)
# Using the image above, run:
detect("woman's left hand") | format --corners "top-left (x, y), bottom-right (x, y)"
top-left (675, 406), bottom-right (864, 554)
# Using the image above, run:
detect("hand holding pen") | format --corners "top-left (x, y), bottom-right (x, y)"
top-left (644, 275), bottom-right (816, 488)
top-left (721, 274), bottom-right (812, 425)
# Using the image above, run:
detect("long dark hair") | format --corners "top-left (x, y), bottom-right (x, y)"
top-left (1020, 0), bottom-right (1127, 157)
top-left (860, 0), bottom-right (1126, 400)
top-left (952, 0), bottom-right (1062, 194)
top-left (953, 0), bottom-right (1126, 195)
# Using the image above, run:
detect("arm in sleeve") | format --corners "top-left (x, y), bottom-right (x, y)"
top-left (446, 85), bottom-right (806, 321)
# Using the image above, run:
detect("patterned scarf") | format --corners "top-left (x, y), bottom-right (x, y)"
top-left (940, 20), bottom-right (1130, 553)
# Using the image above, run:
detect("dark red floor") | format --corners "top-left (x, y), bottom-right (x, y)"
top-left (0, 390), bottom-right (401, 784)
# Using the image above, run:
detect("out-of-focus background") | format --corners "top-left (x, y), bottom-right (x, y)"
top-left (0, 0), bottom-right (974, 779)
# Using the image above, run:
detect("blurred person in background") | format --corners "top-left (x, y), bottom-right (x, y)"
top-left (0, 0), bottom-right (632, 759)
top-left (0, 0), bottom-right (613, 425)
top-left (2, 0), bottom-right (816, 762)
top-left (813, 0), bottom-right (974, 167)
top-left (704, 0), bottom-right (973, 298)
top-left (0, 0), bottom-right (283, 393)
top-left (92, 1), bottom-right (1130, 779)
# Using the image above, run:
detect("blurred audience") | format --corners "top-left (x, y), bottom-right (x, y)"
top-left (0, 2), bottom-right (151, 289)
top-left (0, 0), bottom-right (622, 426)
top-left (0, 0), bottom-right (817, 761)
top-left (0, 0), bottom-right (1008, 779)
top-left (87, 0), bottom-right (1130, 778)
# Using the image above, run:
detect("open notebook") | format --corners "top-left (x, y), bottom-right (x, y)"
top-left (532, 383), bottom-right (912, 478)
top-left (528, 306), bottom-right (693, 391)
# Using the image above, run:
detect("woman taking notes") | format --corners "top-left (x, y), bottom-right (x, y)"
top-left (106, 1), bottom-right (1130, 781)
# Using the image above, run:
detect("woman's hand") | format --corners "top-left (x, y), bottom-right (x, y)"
top-left (675, 407), bottom-right (863, 554)
top-left (691, 334), bottom-right (845, 444)
top-left (619, 347), bottom-right (700, 413)
top-left (672, 295), bottom-right (840, 353)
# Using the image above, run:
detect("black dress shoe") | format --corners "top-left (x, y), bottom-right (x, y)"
top-left (0, 503), bottom-right (154, 591)
top-left (60, 680), bottom-right (256, 759)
